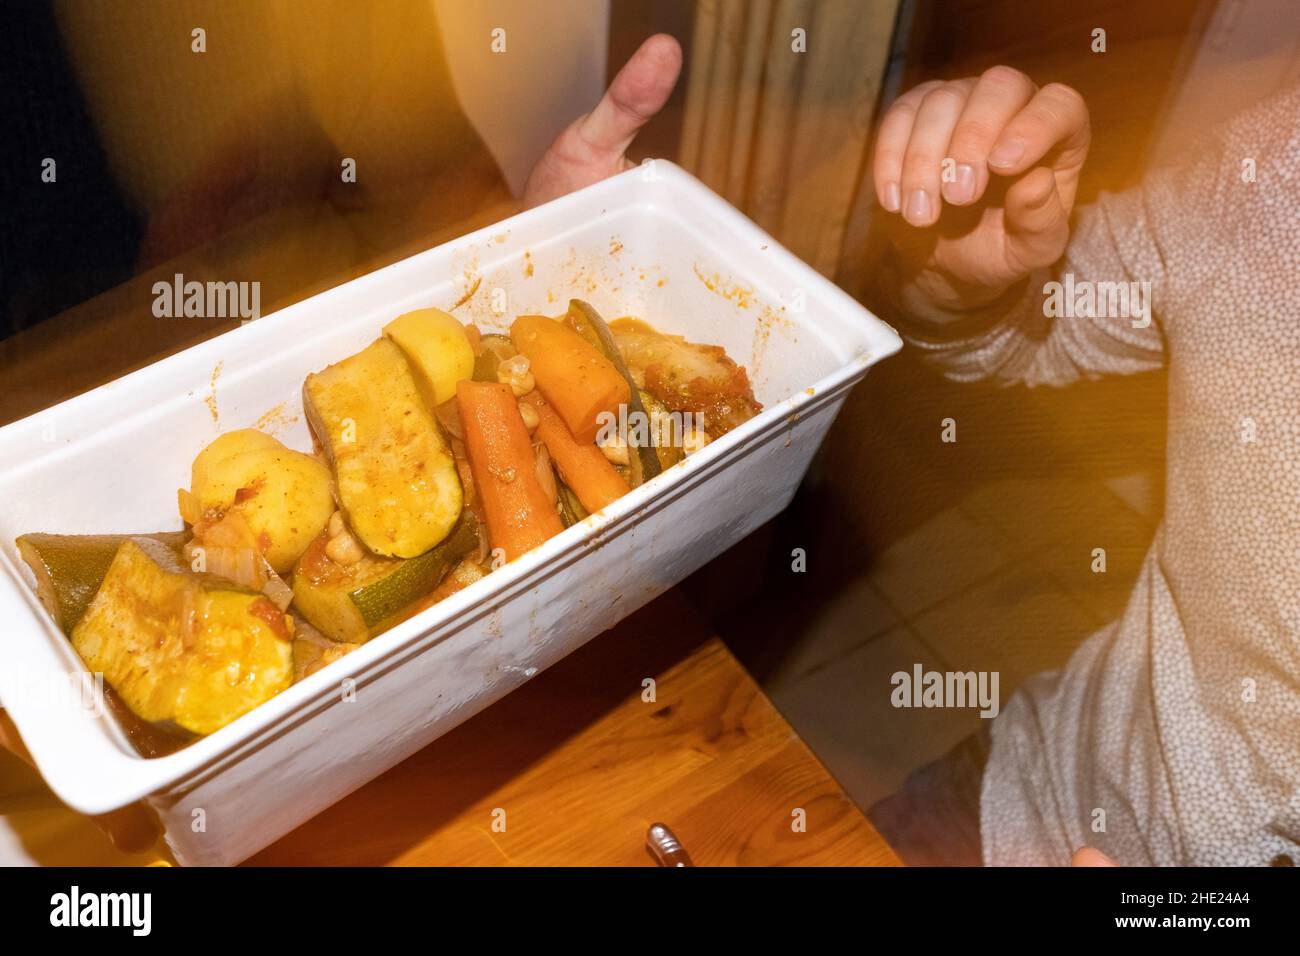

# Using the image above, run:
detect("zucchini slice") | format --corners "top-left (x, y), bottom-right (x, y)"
top-left (557, 481), bottom-right (588, 528)
top-left (303, 338), bottom-right (463, 558)
top-left (638, 389), bottom-right (685, 472)
top-left (472, 333), bottom-right (517, 384)
top-left (16, 532), bottom-right (187, 635)
top-left (565, 300), bottom-right (662, 486)
top-left (72, 537), bottom-right (294, 736)
top-left (290, 511), bottom-right (479, 644)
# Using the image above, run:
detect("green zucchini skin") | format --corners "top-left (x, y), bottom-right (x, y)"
top-left (16, 532), bottom-right (188, 636)
top-left (291, 511), bottom-right (480, 643)
top-left (72, 537), bottom-right (293, 736)
top-left (351, 511), bottom-right (480, 627)
top-left (556, 481), bottom-right (588, 528)
top-left (472, 334), bottom-right (516, 383)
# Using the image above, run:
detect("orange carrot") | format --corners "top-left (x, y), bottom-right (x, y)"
top-left (456, 380), bottom-right (564, 562)
top-left (522, 392), bottom-right (630, 514)
top-left (510, 314), bottom-right (630, 444)
top-left (463, 322), bottom-right (482, 357)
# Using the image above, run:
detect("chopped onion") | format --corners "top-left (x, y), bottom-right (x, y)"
top-left (436, 398), bottom-right (464, 441)
top-left (293, 618), bottom-right (330, 647)
top-left (260, 559), bottom-right (294, 611)
top-left (202, 511), bottom-right (259, 549)
top-left (534, 443), bottom-right (558, 507)
top-left (195, 544), bottom-right (266, 590)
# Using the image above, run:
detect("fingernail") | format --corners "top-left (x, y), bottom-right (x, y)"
top-left (882, 182), bottom-right (901, 212)
top-left (905, 188), bottom-right (932, 224)
top-left (988, 138), bottom-right (1025, 168)
top-left (943, 163), bottom-right (976, 204)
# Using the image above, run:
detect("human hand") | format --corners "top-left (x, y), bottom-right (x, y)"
top-left (522, 34), bottom-right (682, 209)
top-left (1071, 846), bottom-right (1118, 866)
top-left (872, 67), bottom-right (1090, 311)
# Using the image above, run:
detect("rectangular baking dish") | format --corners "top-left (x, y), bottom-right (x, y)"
top-left (0, 161), bottom-right (900, 865)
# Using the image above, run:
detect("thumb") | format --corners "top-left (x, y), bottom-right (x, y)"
top-left (1003, 166), bottom-right (1070, 272)
top-left (575, 33), bottom-right (682, 158)
top-left (523, 34), bottom-right (681, 209)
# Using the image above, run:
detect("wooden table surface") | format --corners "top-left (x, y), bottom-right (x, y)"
top-left (249, 588), bottom-right (899, 867)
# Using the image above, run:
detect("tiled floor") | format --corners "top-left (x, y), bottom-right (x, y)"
top-left (770, 626), bottom-right (980, 810)
top-left (697, 329), bottom-right (1173, 820)
top-left (727, 472), bottom-right (1158, 814)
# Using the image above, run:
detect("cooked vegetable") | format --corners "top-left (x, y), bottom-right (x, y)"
top-left (184, 510), bottom-right (270, 590)
top-left (435, 396), bottom-right (464, 441)
top-left (564, 300), bottom-right (662, 486)
top-left (292, 621), bottom-right (357, 681)
top-left (383, 307), bottom-right (475, 407)
top-left (608, 317), bottom-right (762, 436)
top-left (72, 537), bottom-right (293, 735)
top-left (456, 380), bottom-right (565, 562)
top-left (384, 557), bottom-right (489, 629)
top-left (187, 429), bottom-right (334, 573)
top-left (597, 437), bottom-right (629, 466)
top-left (423, 557), bottom-right (488, 603)
top-left (16, 532), bottom-right (187, 635)
top-left (521, 392), bottom-right (629, 514)
top-left (496, 353), bottom-right (536, 397)
top-left (303, 338), bottom-right (462, 558)
top-left (557, 482), bottom-right (589, 527)
top-left (290, 510), bottom-right (479, 643)
top-left (16, 288), bottom-right (764, 746)
top-left (533, 442), bottom-right (559, 509)
top-left (509, 313), bottom-right (630, 444)
top-left (517, 399), bottom-right (541, 432)
top-left (638, 389), bottom-right (686, 472)
top-left (472, 333), bottom-right (517, 384)
top-left (463, 322), bottom-right (483, 357)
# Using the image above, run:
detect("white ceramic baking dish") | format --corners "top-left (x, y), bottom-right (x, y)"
top-left (0, 161), bottom-right (899, 865)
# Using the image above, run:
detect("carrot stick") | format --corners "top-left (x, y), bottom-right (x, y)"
top-left (522, 392), bottom-right (630, 514)
top-left (510, 314), bottom-right (630, 444)
top-left (456, 380), bottom-right (564, 562)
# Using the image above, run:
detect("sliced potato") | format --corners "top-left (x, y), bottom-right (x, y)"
top-left (383, 308), bottom-right (475, 407)
top-left (303, 338), bottom-right (462, 558)
top-left (188, 429), bottom-right (334, 573)
top-left (72, 538), bottom-right (293, 735)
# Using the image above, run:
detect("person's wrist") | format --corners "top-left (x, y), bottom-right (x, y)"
top-left (879, 250), bottom-right (1032, 344)
top-left (905, 264), bottom-right (1019, 314)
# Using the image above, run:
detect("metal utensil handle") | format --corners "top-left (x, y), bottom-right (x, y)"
top-left (646, 822), bottom-right (694, 867)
